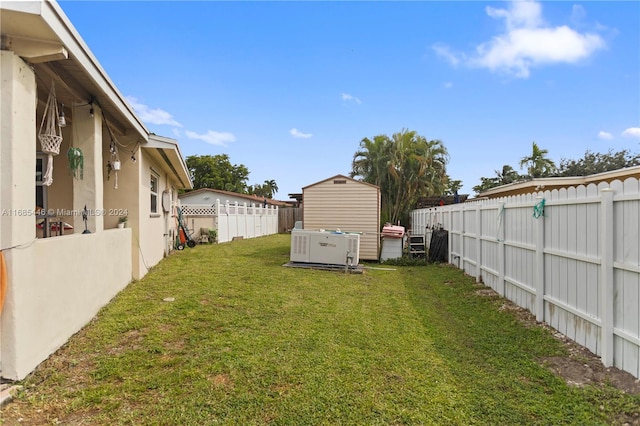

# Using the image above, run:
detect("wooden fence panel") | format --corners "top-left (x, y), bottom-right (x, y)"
top-left (278, 207), bottom-right (302, 234)
top-left (411, 177), bottom-right (640, 379)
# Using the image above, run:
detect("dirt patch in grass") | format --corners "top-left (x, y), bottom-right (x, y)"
top-left (208, 373), bottom-right (233, 389)
top-left (478, 291), bottom-right (640, 397)
top-left (475, 288), bottom-right (499, 297)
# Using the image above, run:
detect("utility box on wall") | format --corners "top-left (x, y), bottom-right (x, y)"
top-left (301, 174), bottom-right (380, 261)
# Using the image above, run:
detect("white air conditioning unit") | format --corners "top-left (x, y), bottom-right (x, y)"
top-left (290, 230), bottom-right (360, 266)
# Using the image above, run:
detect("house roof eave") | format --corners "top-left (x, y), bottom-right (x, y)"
top-left (1, 0), bottom-right (148, 140)
top-left (144, 135), bottom-right (192, 190)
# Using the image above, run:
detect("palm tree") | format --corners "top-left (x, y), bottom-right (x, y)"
top-left (351, 135), bottom-right (392, 187)
top-left (263, 179), bottom-right (278, 198)
top-left (351, 129), bottom-right (448, 225)
top-left (519, 141), bottom-right (556, 178)
top-left (387, 131), bottom-right (448, 224)
top-left (495, 165), bottom-right (521, 185)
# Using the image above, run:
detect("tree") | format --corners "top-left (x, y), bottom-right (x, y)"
top-left (262, 179), bottom-right (279, 198)
top-left (495, 165), bottom-right (521, 185)
top-left (186, 154), bottom-right (249, 192)
top-left (557, 149), bottom-right (640, 177)
top-left (351, 129), bottom-right (449, 226)
top-left (472, 164), bottom-right (524, 194)
top-left (351, 135), bottom-right (393, 188)
top-left (246, 180), bottom-right (280, 198)
top-left (445, 177), bottom-right (463, 195)
top-left (519, 141), bottom-right (556, 178)
top-left (472, 176), bottom-right (500, 194)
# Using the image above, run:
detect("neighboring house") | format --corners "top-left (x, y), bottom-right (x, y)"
top-left (302, 174), bottom-right (381, 261)
top-left (416, 194), bottom-right (469, 208)
top-left (178, 188), bottom-right (282, 243)
top-left (0, 0), bottom-right (191, 380)
top-left (477, 166), bottom-right (640, 199)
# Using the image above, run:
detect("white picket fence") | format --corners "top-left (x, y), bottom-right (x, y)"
top-left (181, 200), bottom-right (278, 243)
top-left (411, 178), bottom-right (640, 379)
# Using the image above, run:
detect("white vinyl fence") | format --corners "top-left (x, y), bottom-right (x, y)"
top-left (181, 200), bottom-right (278, 243)
top-left (411, 178), bottom-right (640, 379)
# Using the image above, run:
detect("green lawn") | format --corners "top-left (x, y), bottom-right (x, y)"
top-left (3, 234), bottom-right (638, 425)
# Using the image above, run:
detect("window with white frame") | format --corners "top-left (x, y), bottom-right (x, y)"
top-left (150, 172), bottom-right (159, 214)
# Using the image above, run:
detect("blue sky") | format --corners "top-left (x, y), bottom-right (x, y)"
top-left (59, 0), bottom-right (640, 199)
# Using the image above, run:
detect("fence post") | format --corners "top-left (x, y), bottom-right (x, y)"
top-left (249, 203), bottom-right (254, 237)
top-left (600, 188), bottom-right (614, 367)
top-left (242, 201), bottom-right (249, 238)
top-left (459, 206), bottom-right (466, 270)
top-left (497, 202), bottom-right (506, 296)
top-left (233, 201), bottom-right (238, 238)
top-left (534, 196), bottom-right (545, 322)
top-left (215, 199), bottom-right (221, 242)
top-left (447, 208), bottom-right (453, 265)
top-left (225, 201), bottom-right (231, 242)
top-left (475, 205), bottom-right (482, 282)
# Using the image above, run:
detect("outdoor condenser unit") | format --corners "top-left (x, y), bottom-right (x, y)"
top-left (290, 229), bottom-right (360, 266)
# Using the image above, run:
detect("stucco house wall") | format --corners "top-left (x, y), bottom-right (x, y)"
top-left (137, 147), bottom-right (183, 277)
top-left (0, 1), bottom-right (191, 380)
top-left (302, 175), bottom-right (381, 261)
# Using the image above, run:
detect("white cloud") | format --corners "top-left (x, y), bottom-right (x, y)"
top-left (443, 81), bottom-right (453, 89)
top-left (290, 128), bottom-right (313, 139)
top-left (126, 96), bottom-right (182, 127)
top-left (185, 130), bottom-right (236, 146)
top-left (598, 131), bottom-right (613, 140)
top-left (621, 127), bottom-right (640, 138)
top-left (432, 43), bottom-right (462, 66)
top-left (341, 93), bottom-right (362, 104)
top-left (570, 5), bottom-right (586, 26)
top-left (486, 1), bottom-right (544, 30)
top-left (435, 1), bottom-right (606, 79)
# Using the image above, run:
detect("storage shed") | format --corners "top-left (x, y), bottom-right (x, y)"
top-left (302, 174), bottom-right (380, 260)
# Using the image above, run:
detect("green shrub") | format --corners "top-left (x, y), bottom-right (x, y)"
top-left (381, 255), bottom-right (431, 266)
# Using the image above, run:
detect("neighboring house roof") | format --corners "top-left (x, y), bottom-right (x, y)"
top-left (478, 166), bottom-right (640, 199)
top-left (145, 134), bottom-right (192, 190)
top-left (179, 188), bottom-right (290, 207)
top-left (302, 174), bottom-right (380, 191)
top-left (416, 194), bottom-right (469, 208)
top-left (288, 193), bottom-right (303, 205)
